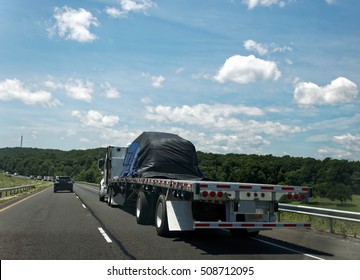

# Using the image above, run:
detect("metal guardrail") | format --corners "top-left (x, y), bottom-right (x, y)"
top-left (278, 203), bottom-right (360, 233)
top-left (0, 185), bottom-right (36, 198)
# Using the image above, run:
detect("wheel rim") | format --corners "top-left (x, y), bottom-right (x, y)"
top-left (156, 202), bottom-right (163, 228)
top-left (136, 198), bottom-right (141, 218)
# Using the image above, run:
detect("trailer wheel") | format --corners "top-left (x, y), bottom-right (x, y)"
top-left (108, 188), bottom-right (114, 207)
top-left (136, 192), bottom-right (153, 225)
top-left (155, 194), bottom-right (169, 236)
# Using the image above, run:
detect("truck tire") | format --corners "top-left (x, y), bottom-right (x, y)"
top-left (136, 192), bottom-right (152, 225)
top-left (99, 193), bottom-right (104, 202)
top-left (108, 188), bottom-right (114, 207)
top-left (155, 194), bottom-right (169, 236)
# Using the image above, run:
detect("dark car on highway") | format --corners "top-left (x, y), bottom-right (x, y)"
top-left (54, 176), bottom-right (73, 193)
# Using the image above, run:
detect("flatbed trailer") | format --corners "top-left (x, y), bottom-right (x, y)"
top-left (99, 132), bottom-right (311, 237)
top-left (107, 176), bottom-right (311, 236)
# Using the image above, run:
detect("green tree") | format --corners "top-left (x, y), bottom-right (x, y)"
top-left (326, 183), bottom-right (353, 205)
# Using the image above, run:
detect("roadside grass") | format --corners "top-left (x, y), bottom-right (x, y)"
top-left (0, 173), bottom-right (52, 203)
top-left (304, 195), bottom-right (360, 213)
top-left (280, 194), bottom-right (360, 238)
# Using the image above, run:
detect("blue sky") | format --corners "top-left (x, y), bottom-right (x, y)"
top-left (0, 0), bottom-right (359, 160)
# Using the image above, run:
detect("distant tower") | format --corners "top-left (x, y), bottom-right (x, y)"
top-left (20, 134), bottom-right (23, 148)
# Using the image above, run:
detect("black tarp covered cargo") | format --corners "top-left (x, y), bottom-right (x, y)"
top-left (121, 132), bottom-right (204, 180)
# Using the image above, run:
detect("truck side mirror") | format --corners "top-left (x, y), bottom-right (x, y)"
top-left (98, 159), bottom-right (104, 170)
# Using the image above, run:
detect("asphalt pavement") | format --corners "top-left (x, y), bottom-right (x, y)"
top-left (1, 182), bottom-right (360, 260)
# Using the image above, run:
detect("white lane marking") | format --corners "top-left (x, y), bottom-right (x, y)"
top-left (253, 237), bottom-right (325, 260)
top-left (98, 227), bottom-right (112, 243)
top-left (82, 204), bottom-right (86, 208)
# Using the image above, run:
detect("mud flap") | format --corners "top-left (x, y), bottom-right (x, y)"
top-left (166, 201), bottom-right (194, 231)
top-left (113, 193), bottom-right (126, 206)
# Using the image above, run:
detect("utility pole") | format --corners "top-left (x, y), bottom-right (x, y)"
top-left (20, 134), bottom-right (23, 148)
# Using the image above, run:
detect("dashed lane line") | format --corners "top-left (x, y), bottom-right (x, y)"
top-left (98, 227), bottom-right (112, 243)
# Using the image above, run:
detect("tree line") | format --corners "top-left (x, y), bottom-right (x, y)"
top-left (0, 147), bottom-right (359, 204)
top-left (197, 152), bottom-right (360, 204)
top-left (0, 147), bottom-right (105, 184)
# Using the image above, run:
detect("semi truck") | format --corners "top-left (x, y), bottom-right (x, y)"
top-left (98, 145), bottom-right (128, 202)
top-left (98, 131), bottom-right (311, 237)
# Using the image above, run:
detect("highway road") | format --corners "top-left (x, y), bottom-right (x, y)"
top-left (1, 182), bottom-right (360, 260)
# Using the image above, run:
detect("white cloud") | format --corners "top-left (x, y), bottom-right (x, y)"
top-left (106, 0), bottom-right (156, 18)
top-left (65, 79), bottom-right (94, 103)
top-left (294, 77), bottom-right (358, 106)
top-left (325, 0), bottom-right (336, 5)
top-left (0, 78), bottom-right (61, 108)
top-left (214, 55), bottom-right (281, 84)
top-left (244, 39), bottom-right (293, 56)
top-left (168, 127), bottom-right (270, 154)
top-left (317, 147), bottom-right (352, 160)
top-left (151, 75), bottom-right (165, 88)
top-left (105, 7), bottom-right (124, 18)
top-left (142, 72), bottom-right (165, 88)
top-left (146, 103), bottom-right (265, 122)
top-left (49, 6), bottom-right (99, 43)
top-left (44, 78), bottom-right (95, 102)
top-left (334, 133), bottom-right (360, 153)
top-left (317, 133), bottom-right (360, 160)
top-left (244, 40), bottom-right (268, 56)
top-left (43, 79), bottom-right (63, 90)
top-left (101, 82), bottom-right (120, 98)
top-left (242, 0), bottom-right (286, 9)
top-left (145, 103), bottom-right (303, 137)
top-left (120, 0), bottom-right (156, 13)
top-left (72, 110), bottom-right (119, 128)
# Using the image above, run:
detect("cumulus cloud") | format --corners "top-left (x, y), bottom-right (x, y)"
top-left (105, 7), bottom-right (124, 18)
top-left (244, 40), bottom-right (268, 56)
top-left (146, 103), bottom-right (265, 121)
top-left (49, 6), bottom-right (99, 43)
top-left (105, 0), bottom-right (156, 18)
top-left (101, 82), bottom-right (120, 98)
top-left (44, 78), bottom-right (95, 102)
top-left (334, 133), bottom-right (360, 152)
top-left (242, 0), bottom-right (286, 9)
top-left (142, 73), bottom-right (165, 88)
top-left (214, 55), bottom-right (281, 84)
top-left (294, 77), bottom-right (358, 106)
top-left (0, 78), bottom-right (61, 108)
top-left (72, 110), bottom-right (119, 128)
top-left (151, 75), bottom-right (165, 88)
top-left (316, 133), bottom-right (360, 160)
top-left (145, 103), bottom-right (303, 136)
top-left (168, 128), bottom-right (270, 154)
top-left (65, 79), bottom-right (94, 103)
